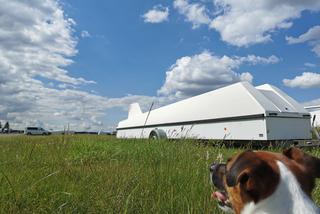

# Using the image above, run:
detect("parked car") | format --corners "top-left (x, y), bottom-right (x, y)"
top-left (24, 127), bottom-right (51, 135)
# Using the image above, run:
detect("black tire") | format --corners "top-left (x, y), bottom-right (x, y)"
top-left (149, 131), bottom-right (158, 140)
top-left (149, 129), bottom-right (167, 140)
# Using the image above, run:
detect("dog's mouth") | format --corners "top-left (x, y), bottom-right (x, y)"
top-left (211, 190), bottom-right (232, 209)
top-left (210, 163), bottom-right (233, 212)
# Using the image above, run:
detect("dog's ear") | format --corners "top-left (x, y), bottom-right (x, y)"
top-left (283, 147), bottom-right (320, 178)
top-left (226, 151), bottom-right (279, 203)
top-left (283, 147), bottom-right (304, 162)
top-left (225, 150), bottom-right (254, 187)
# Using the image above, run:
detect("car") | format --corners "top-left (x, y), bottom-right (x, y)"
top-left (24, 127), bottom-right (51, 135)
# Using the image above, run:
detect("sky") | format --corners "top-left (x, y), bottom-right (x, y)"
top-left (0, 0), bottom-right (320, 131)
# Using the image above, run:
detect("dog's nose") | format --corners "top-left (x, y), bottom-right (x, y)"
top-left (210, 163), bottom-right (226, 173)
top-left (210, 163), bottom-right (227, 190)
top-left (210, 163), bottom-right (219, 173)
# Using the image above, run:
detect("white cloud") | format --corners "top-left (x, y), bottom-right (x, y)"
top-left (171, 0), bottom-right (320, 46)
top-left (209, 0), bottom-right (320, 47)
top-left (236, 55), bottom-right (280, 65)
top-left (81, 30), bottom-right (91, 38)
top-left (173, 0), bottom-right (210, 28)
top-left (0, 0), bottom-right (159, 131)
top-left (143, 5), bottom-right (169, 23)
top-left (283, 72), bottom-right (320, 88)
top-left (158, 51), bottom-right (279, 98)
top-left (286, 25), bottom-right (320, 57)
top-left (0, 0), bottom-right (96, 85)
top-left (303, 98), bottom-right (320, 107)
top-left (304, 62), bottom-right (317, 68)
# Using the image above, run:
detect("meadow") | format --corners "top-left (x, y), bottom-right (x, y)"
top-left (0, 135), bottom-right (319, 214)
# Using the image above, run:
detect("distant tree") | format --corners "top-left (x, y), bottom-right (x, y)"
top-left (0, 121), bottom-right (2, 133)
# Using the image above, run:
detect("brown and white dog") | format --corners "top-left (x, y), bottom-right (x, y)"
top-left (210, 148), bottom-right (320, 214)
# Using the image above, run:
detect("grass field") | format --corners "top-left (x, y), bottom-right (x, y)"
top-left (0, 135), bottom-right (319, 214)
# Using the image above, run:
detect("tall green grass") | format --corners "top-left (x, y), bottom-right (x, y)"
top-left (0, 135), bottom-right (319, 213)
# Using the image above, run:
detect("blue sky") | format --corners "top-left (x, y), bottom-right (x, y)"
top-left (0, 0), bottom-right (319, 131)
top-left (64, 0), bottom-right (319, 99)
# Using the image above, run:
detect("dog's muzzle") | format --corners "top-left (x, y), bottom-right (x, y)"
top-left (210, 163), bottom-right (233, 212)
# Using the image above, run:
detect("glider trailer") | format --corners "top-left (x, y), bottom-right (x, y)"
top-left (116, 82), bottom-right (312, 142)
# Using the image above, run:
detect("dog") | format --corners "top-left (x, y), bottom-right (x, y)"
top-left (210, 148), bottom-right (320, 214)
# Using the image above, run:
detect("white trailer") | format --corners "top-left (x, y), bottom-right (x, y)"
top-left (116, 82), bottom-right (312, 141)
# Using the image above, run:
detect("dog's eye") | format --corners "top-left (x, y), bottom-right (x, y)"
top-left (227, 158), bottom-right (232, 163)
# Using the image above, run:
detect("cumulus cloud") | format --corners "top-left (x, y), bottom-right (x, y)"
top-left (283, 72), bottom-right (320, 88)
top-left (209, 0), bottom-right (320, 47)
top-left (158, 51), bottom-right (279, 98)
top-left (143, 5), bottom-right (169, 23)
top-left (0, 0), bottom-right (96, 85)
top-left (173, 0), bottom-right (210, 28)
top-left (171, 0), bottom-right (320, 46)
top-left (286, 25), bottom-right (320, 57)
top-left (0, 0), bottom-right (158, 131)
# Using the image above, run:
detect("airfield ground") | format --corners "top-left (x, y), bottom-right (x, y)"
top-left (0, 135), bottom-right (319, 213)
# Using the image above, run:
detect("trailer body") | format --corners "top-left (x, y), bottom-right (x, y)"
top-left (117, 82), bottom-right (312, 140)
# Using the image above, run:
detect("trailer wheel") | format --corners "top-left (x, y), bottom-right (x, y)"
top-left (149, 129), bottom-right (167, 140)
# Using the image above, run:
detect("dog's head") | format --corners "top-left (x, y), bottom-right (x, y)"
top-left (210, 148), bottom-right (320, 214)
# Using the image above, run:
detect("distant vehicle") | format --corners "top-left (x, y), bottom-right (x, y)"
top-left (305, 105), bottom-right (320, 140)
top-left (24, 127), bottom-right (51, 135)
top-left (305, 106), bottom-right (320, 128)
